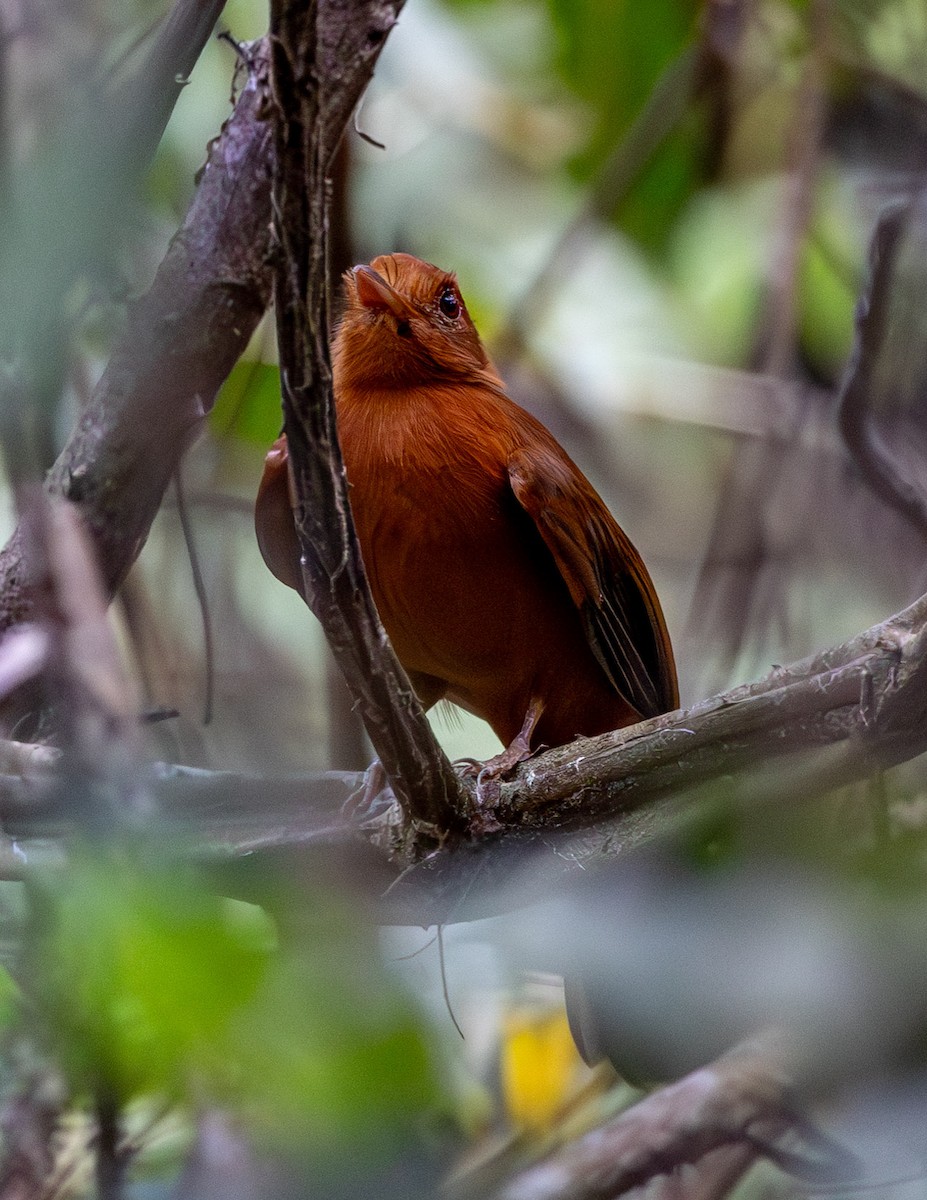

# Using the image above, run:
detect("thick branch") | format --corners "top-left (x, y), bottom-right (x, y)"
top-left (381, 589), bottom-right (927, 919)
top-left (0, 42), bottom-right (275, 632)
top-left (267, 0), bottom-right (467, 840)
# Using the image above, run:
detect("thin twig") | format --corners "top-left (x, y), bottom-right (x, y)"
top-left (837, 202), bottom-right (927, 537)
top-left (173, 469), bottom-right (214, 726)
top-left (760, 0), bottom-right (829, 378)
top-left (437, 925), bottom-right (464, 1040)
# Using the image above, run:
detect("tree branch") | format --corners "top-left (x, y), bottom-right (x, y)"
top-left (642, 1143), bottom-right (757, 1200)
top-left (105, 0), bottom-right (228, 174)
top-left (267, 0), bottom-right (469, 841)
top-left (0, 0), bottom-right (230, 467)
top-left (0, 586), bottom-right (925, 916)
top-left (382, 589), bottom-right (927, 920)
top-left (0, 41), bottom-right (275, 635)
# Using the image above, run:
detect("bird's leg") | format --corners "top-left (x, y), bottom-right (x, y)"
top-left (480, 697), bottom-right (544, 782)
top-left (457, 698), bottom-right (545, 804)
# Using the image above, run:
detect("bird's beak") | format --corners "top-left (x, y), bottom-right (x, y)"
top-left (352, 265), bottom-right (415, 320)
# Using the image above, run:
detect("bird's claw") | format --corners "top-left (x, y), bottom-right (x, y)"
top-left (453, 756), bottom-right (483, 779)
top-left (454, 745), bottom-right (533, 806)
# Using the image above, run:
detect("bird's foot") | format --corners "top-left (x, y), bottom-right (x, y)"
top-left (454, 756), bottom-right (482, 777)
top-left (475, 741), bottom-right (536, 803)
top-left (456, 698), bottom-right (545, 805)
top-left (454, 742), bottom-right (531, 784)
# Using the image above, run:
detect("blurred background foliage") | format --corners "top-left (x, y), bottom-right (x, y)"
top-left (3, 0), bottom-right (927, 1194)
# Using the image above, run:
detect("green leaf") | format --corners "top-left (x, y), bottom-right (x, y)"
top-left (32, 855), bottom-right (439, 1153)
top-left (33, 854), bottom-right (270, 1100)
top-left (227, 895), bottom-right (439, 1155)
top-left (210, 361), bottom-right (283, 447)
top-left (547, 0), bottom-right (696, 132)
top-left (546, 0), bottom-right (701, 253)
top-left (618, 107), bottom-right (708, 255)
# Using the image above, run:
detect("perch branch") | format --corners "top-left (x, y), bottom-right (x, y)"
top-left (267, 0), bottom-right (468, 841)
top-left (381, 587), bottom-right (927, 920)
top-left (1, 586), bottom-right (927, 916)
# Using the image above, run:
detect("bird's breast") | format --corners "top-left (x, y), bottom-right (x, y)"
top-left (336, 388), bottom-right (555, 684)
top-left (332, 382), bottom-right (638, 748)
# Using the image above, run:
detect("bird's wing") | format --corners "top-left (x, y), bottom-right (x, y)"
top-left (254, 435), bottom-right (306, 599)
top-left (507, 443), bottom-right (678, 719)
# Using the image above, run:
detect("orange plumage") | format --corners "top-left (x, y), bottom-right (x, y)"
top-left (255, 253), bottom-right (677, 760)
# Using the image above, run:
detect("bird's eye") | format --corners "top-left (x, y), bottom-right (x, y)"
top-left (438, 287), bottom-right (460, 320)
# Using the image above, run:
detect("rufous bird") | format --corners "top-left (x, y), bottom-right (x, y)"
top-left (255, 253), bottom-right (678, 773)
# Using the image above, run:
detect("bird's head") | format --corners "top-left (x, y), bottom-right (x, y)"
top-left (333, 253), bottom-right (495, 390)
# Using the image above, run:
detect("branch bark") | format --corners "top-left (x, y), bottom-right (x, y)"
top-left (267, 0), bottom-right (468, 841)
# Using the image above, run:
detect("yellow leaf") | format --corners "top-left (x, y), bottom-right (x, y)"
top-left (500, 1004), bottom-right (584, 1132)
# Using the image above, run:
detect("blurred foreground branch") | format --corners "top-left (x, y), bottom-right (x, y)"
top-left (0, 40), bottom-right (274, 635)
top-left (488, 1036), bottom-right (851, 1200)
